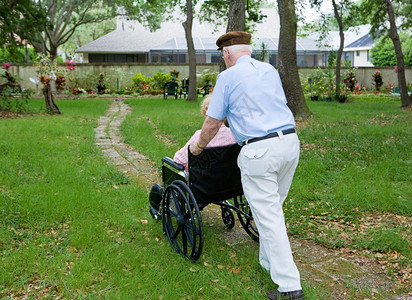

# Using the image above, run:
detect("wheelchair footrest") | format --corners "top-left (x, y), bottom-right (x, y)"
top-left (149, 205), bottom-right (161, 220)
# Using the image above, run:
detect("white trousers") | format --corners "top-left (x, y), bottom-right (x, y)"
top-left (238, 132), bottom-right (301, 292)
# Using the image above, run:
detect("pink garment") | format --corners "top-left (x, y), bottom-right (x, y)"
top-left (173, 126), bottom-right (236, 171)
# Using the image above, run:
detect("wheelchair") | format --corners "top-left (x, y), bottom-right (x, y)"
top-left (148, 144), bottom-right (259, 262)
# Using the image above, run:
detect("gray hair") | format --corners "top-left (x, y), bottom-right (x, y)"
top-left (223, 44), bottom-right (253, 54)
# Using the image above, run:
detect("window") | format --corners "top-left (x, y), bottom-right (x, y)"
top-left (367, 50), bottom-right (370, 62)
top-left (356, 51), bottom-right (360, 57)
top-left (297, 55), bottom-right (306, 67)
top-left (211, 54), bottom-right (221, 63)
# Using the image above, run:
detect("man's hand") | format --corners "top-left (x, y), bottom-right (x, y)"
top-left (189, 143), bottom-right (203, 156)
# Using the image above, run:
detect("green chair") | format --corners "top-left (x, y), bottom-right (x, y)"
top-left (164, 81), bottom-right (178, 99)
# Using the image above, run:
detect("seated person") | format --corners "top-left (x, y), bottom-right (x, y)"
top-left (173, 94), bottom-right (236, 171)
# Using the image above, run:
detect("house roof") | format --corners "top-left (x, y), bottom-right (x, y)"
top-left (76, 8), bottom-right (280, 54)
top-left (344, 33), bottom-right (375, 51)
top-left (76, 9), bottom-right (372, 55)
top-left (305, 25), bottom-right (372, 49)
top-left (150, 36), bottom-right (329, 53)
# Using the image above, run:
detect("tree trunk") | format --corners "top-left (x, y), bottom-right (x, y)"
top-left (384, 0), bottom-right (411, 107)
top-left (276, 0), bottom-right (311, 120)
top-left (219, 0), bottom-right (245, 73)
top-left (42, 84), bottom-right (61, 114)
top-left (183, 0), bottom-right (197, 101)
top-left (332, 0), bottom-right (344, 99)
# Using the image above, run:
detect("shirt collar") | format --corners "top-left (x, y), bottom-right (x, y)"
top-left (235, 55), bottom-right (252, 65)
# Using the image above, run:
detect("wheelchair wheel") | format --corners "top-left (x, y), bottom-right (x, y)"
top-left (221, 206), bottom-right (235, 229)
top-left (162, 180), bottom-right (203, 262)
top-left (234, 195), bottom-right (259, 242)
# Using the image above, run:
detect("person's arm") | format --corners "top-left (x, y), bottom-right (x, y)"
top-left (190, 116), bottom-right (223, 155)
top-left (173, 131), bottom-right (200, 170)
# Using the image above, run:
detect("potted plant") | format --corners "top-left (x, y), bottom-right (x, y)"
top-left (324, 69), bottom-right (335, 102)
top-left (338, 83), bottom-right (348, 103)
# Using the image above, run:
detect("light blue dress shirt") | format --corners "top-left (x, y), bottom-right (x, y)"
top-left (207, 55), bottom-right (296, 145)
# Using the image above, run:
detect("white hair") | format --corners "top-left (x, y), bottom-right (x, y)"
top-left (223, 44), bottom-right (252, 54)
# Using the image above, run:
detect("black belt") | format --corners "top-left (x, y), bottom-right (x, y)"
top-left (242, 128), bottom-right (296, 146)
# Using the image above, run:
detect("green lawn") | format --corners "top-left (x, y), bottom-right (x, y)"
top-left (0, 96), bottom-right (410, 299)
top-left (122, 96), bottom-right (411, 277)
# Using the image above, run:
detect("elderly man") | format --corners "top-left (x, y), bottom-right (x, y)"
top-left (190, 31), bottom-right (304, 300)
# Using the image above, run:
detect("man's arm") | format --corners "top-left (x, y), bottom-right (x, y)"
top-left (190, 116), bottom-right (223, 155)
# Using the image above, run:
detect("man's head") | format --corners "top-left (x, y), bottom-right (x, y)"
top-left (217, 31), bottom-right (252, 68)
top-left (216, 31), bottom-right (251, 50)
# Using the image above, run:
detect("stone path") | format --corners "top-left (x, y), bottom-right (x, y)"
top-left (95, 100), bottom-right (410, 300)
top-left (94, 99), bottom-right (161, 189)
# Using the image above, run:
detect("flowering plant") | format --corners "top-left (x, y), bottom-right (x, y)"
top-left (3, 62), bottom-right (10, 70)
top-left (65, 60), bottom-right (76, 70)
top-left (344, 70), bottom-right (356, 91)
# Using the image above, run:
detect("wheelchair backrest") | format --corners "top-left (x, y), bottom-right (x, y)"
top-left (188, 144), bottom-right (243, 204)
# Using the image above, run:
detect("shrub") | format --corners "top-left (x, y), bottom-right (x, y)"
top-left (372, 70), bottom-right (383, 92)
top-left (344, 70), bottom-right (356, 91)
top-left (152, 71), bottom-right (172, 90)
top-left (132, 72), bottom-right (146, 88)
top-left (197, 69), bottom-right (218, 88)
top-left (96, 73), bottom-right (107, 94)
top-left (0, 87), bottom-right (32, 113)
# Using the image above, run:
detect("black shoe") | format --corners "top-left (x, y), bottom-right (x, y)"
top-left (267, 289), bottom-right (304, 300)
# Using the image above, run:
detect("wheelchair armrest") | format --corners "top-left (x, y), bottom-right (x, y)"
top-left (161, 157), bottom-right (185, 171)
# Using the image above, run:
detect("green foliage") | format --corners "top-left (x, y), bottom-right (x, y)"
top-left (199, 0), bottom-right (266, 31)
top-left (131, 72), bottom-right (146, 88)
top-left (370, 33), bottom-right (412, 67)
top-left (306, 68), bottom-right (326, 97)
top-left (60, 15), bottom-right (116, 53)
top-left (0, 0), bottom-right (50, 48)
top-left (0, 47), bottom-right (38, 63)
top-left (120, 0), bottom-right (168, 31)
top-left (255, 42), bottom-right (268, 62)
top-left (152, 70), bottom-right (172, 90)
top-left (197, 69), bottom-right (218, 87)
top-left (0, 87), bottom-right (32, 113)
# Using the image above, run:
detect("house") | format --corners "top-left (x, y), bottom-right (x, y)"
top-left (343, 26), bottom-right (375, 67)
top-left (76, 9), bottom-right (373, 67)
top-left (305, 25), bottom-right (374, 67)
top-left (76, 9), bottom-right (332, 67)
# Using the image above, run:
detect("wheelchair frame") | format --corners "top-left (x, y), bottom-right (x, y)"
top-left (148, 144), bottom-right (258, 262)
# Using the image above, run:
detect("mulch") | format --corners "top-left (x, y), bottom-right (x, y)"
top-left (0, 111), bottom-right (22, 119)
